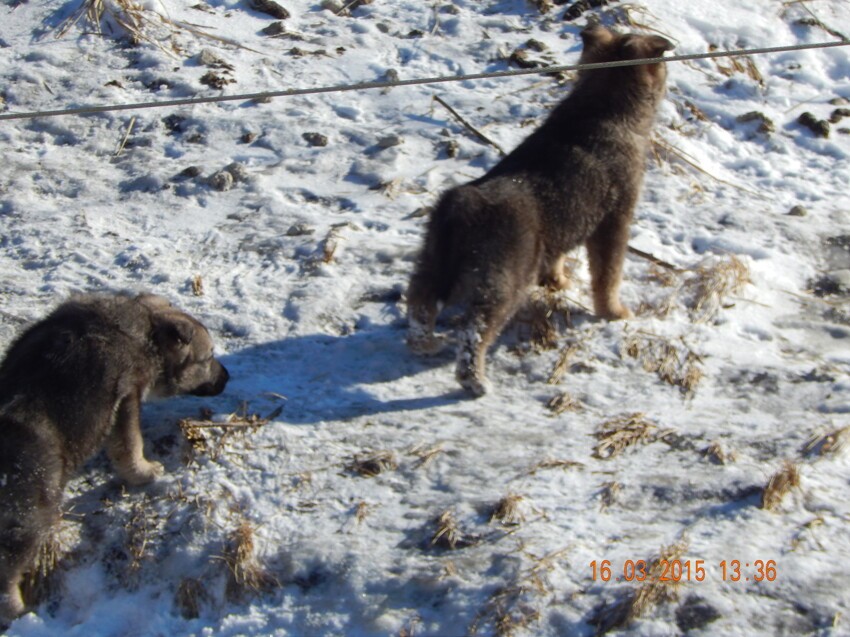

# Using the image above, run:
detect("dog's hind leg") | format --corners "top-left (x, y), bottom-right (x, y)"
top-left (586, 213), bottom-right (634, 320)
top-left (455, 291), bottom-right (519, 397)
top-left (107, 392), bottom-right (163, 485)
top-left (406, 271), bottom-right (447, 356)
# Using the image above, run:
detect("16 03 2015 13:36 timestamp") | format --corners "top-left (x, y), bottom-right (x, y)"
top-left (590, 559), bottom-right (777, 583)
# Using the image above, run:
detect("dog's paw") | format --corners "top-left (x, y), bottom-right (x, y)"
top-left (0, 588), bottom-right (25, 623)
top-left (407, 334), bottom-right (448, 356)
top-left (121, 460), bottom-right (164, 486)
top-left (597, 303), bottom-right (633, 321)
top-left (540, 271), bottom-right (571, 291)
top-left (609, 306), bottom-right (634, 320)
top-left (456, 369), bottom-right (492, 397)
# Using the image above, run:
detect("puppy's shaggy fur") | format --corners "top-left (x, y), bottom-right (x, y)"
top-left (407, 26), bottom-right (673, 395)
top-left (0, 293), bottom-right (229, 622)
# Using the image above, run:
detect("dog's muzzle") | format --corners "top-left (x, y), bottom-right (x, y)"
top-left (190, 361), bottom-right (230, 396)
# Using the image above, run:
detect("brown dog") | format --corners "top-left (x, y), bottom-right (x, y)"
top-left (0, 293), bottom-right (229, 622)
top-left (407, 25), bottom-right (673, 395)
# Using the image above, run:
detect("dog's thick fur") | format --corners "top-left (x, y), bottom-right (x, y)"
top-left (0, 293), bottom-right (229, 621)
top-left (407, 26), bottom-right (673, 395)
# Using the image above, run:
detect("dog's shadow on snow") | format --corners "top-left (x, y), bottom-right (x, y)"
top-left (218, 325), bottom-right (462, 424)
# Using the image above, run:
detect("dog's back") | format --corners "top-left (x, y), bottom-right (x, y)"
top-left (0, 297), bottom-right (151, 471)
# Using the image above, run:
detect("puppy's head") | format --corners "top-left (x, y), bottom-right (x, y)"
top-left (579, 25), bottom-right (674, 91)
top-left (139, 297), bottom-right (229, 399)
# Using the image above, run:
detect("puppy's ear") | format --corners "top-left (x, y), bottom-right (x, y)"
top-left (619, 34), bottom-right (675, 60)
top-left (580, 24), bottom-right (615, 49)
top-left (152, 315), bottom-right (195, 346)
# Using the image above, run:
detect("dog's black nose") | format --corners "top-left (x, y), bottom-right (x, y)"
top-left (189, 362), bottom-right (229, 397)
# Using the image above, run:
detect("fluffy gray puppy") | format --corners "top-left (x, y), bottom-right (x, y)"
top-left (407, 25), bottom-right (673, 395)
top-left (0, 293), bottom-right (229, 622)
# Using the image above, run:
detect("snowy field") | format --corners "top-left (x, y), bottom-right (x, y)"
top-left (1, 0), bottom-right (849, 635)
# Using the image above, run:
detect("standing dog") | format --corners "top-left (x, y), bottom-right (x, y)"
top-left (407, 25), bottom-right (673, 395)
top-left (0, 293), bottom-right (229, 622)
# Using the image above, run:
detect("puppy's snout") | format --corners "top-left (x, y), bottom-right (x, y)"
top-left (190, 360), bottom-right (229, 397)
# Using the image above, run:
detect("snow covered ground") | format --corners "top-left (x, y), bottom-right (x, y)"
top-left (1, 0), bottom-right (849, 635)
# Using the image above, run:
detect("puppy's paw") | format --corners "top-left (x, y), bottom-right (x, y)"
top-left (121, 459), bottom-right (164, 486)
top-left (0, 588), bottom-right (25, 623)
top-left (540, 271), bottom-right (571, 291)
top-left (597, 303), bottom-right (633, 321)
top-left (608, 306), bottom-right (634, 320)
top-left (456, 369), bottom-right (492, 397)
top-left (408, 334), bottom-right (448, 356)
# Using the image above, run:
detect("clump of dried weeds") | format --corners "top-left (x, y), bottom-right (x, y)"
top-left (180, 406), bottom-right (269, 462)
top-left (345, 450), bottom-right (398, 477)
top-left (470, 547), bottom-right (568, 636)
top-left (546, 391), bottom-right (584, 415)
top-left (803, 425), bottom-right (849, 458)
top-left (594, 413), bottom-right (662, 459)
top-left (621, 330), bottom-right (703, 395)
top-left (175, 577), bottom-right (207, 619)
top-left (589, 539), bottom-right (688, 635)
top-left (761, 461), bottom-right (801, 512)
top-left (641, 254), bottom-right (751, 323)
top-left (490, 494), bottom-right (528, 527)
top-left (221, 521), bottom-right (279, 600)
top-left (430, 510), bottom-right (479, 550)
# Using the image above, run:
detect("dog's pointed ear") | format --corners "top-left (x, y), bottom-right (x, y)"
top-left (580, 24), bottom-right (615, 49)
top-left (619, 34), bottom-right (675, 60)
top-left (152, 315), bottom-right (195, 346)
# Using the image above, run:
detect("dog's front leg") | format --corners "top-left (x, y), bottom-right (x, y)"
top-left (107, 392), bottom-right (164, 485)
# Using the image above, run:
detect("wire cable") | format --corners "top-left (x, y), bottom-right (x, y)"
top-left (0, 39), bottom-right (847, 122)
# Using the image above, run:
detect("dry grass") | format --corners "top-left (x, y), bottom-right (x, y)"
top-left (221, 521), bottom-right (278, 600)
top-left (641, 254), bottom-right (751, 323)
top-left (525, 288), bottom-right (574, 352)
top-left (490, 494), bottom-right (527, 527)
top-left (714, 53), bottom-right (765, 87)
top-left (317, 222), bottom-right (359, 265)
top-left (652, 136), bottom-right (765, 199)
top-left (345, 450), bottom-right (398, 477)
top-left (689, 255), bottom-right (750, 323)
top-left (54, 0), bottom-right (260, 55)
top-left (525, 458), bottom-right (584, 476)
top-left (175, 577), bottom-right (206, 619)
top-left (431, 510), bottom-right (463, 550)
top-left (594, 413), bottom-right (658, 460)
top-left (790, 516), bottom-right (825, 551)
top-left (191, 274), bottom-right (204, 297)
top-left (56, 0), bottom-right (155, 42)
top-left (702, 441), bottom-right (736, 465)
top-left (803, 425), bottom-right (849, 457)
top-left (409, 443), bottom-right (445, 469)
top-left (125, 497), bottom-right (155, 574)
top-left (621, 330), bottom-right (703, 395)
top-left (761, 461), bottom-right (801, 512)
top-left (470, 547), bottom-right (568, 636)
top-left (430, 510), bottom-right (479, 550)
top-left (354, 501), bottom-right (371, 524)
top-left (546, 392), bottom-right (584, 415)
top-left (588, 539), bottom-right (687, 635)
top-left (179, 406), bottom-right (269, 462)
top-left (547, 328), bottom-right (596, 384)
top-left (20, 532), bottom-right (64, 606)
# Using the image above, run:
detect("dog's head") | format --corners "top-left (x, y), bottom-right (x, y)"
top-left (137, 295), bottom-right (230, 399)
top-left (579, 25), bottom-right (674, 93)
